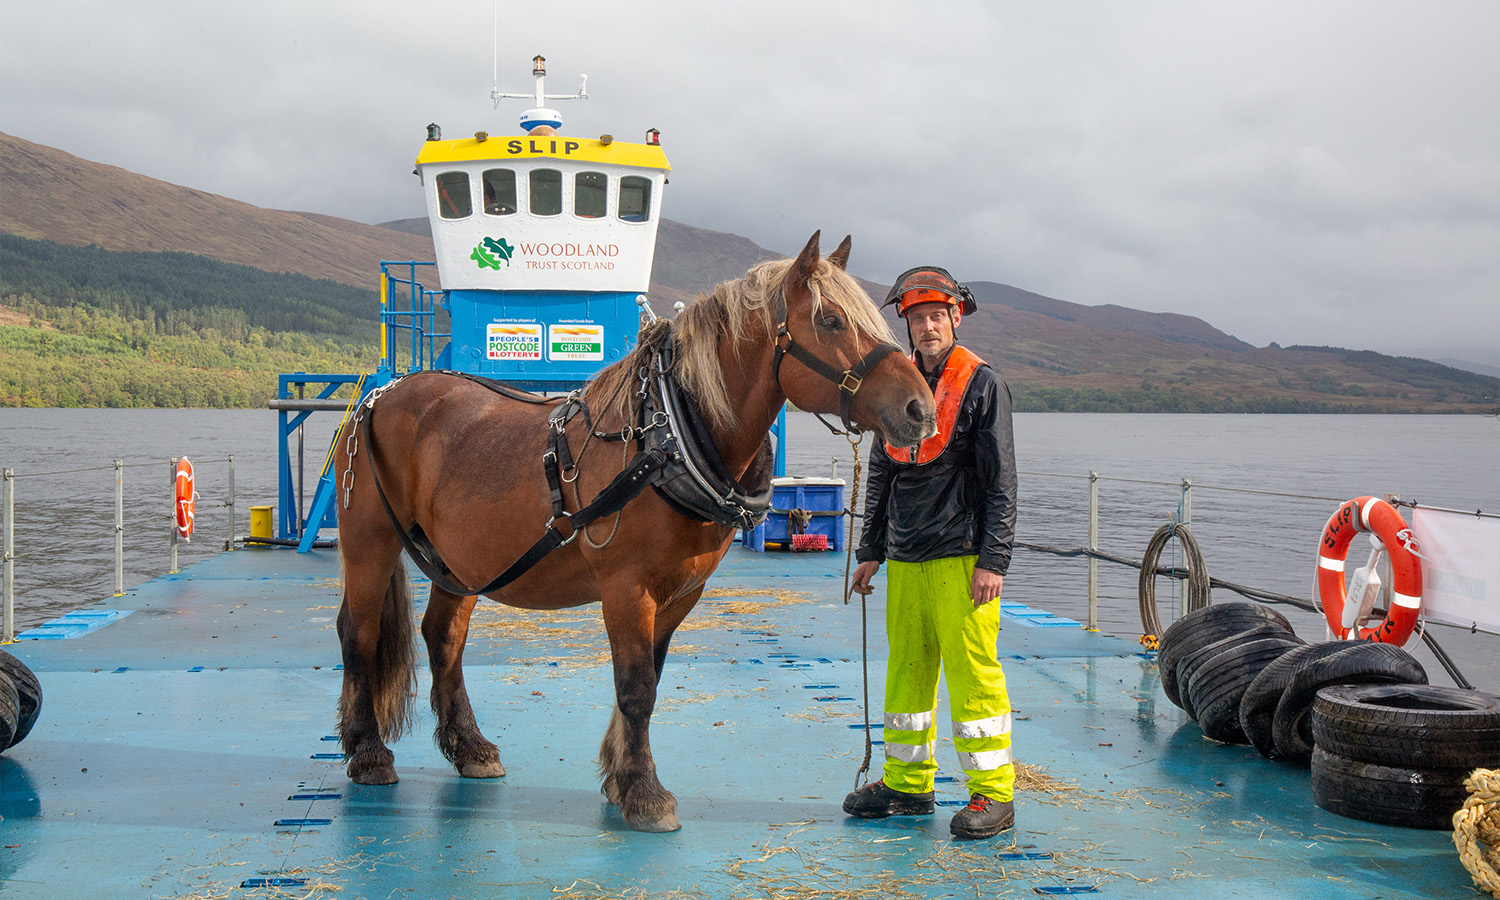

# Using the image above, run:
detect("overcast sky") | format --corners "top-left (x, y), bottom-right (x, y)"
top-left (4, 1), bottom-right (1498, 363)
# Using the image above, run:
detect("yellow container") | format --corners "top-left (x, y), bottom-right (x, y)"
top-left (249, 505), bottom-right (274, 540)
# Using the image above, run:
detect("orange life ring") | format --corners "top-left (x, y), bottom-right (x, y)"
top-left (1317, 496), bottom-right (1423, 644)
top-left (175, 458), bottom-right (195, 540)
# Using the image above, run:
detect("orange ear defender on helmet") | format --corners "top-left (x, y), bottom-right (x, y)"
top-left (881, 266), bottom-right (978, 317)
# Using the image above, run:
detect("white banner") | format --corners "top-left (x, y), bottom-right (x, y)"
top-left (1411, 508), bottom-right (1500, 634)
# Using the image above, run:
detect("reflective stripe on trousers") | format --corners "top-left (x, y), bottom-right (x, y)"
top-left (881, 555), bottom-right (1015, 802)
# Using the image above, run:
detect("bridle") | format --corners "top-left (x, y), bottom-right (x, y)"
top-left (770, 287), bottom-right (903, 435)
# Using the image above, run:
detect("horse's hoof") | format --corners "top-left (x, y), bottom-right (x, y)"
top-left (627, 812), bottom-right (681, 833)
top-left (459, 760), bottom-right (506, 778)
top-left (350, 766), bottom-right (398, 785)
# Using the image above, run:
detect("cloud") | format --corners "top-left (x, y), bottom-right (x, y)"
top-left (3, 0), bottom-right (1498, 362)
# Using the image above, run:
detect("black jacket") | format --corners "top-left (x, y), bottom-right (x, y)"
top-left (856, 350), bottom-right (1017, 573)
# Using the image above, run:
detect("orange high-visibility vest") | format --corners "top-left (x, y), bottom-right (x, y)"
top-left (884, 345), bottom-right (986, 465)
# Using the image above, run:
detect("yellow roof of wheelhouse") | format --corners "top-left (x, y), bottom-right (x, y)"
top-left (415, 133), bottom-right (671, 170)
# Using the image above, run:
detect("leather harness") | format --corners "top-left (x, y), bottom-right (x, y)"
top-left (360, 287), bottom-right (901, 597)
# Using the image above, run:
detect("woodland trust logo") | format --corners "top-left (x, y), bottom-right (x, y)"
top-left (471, 237), bottom-right (515, 270)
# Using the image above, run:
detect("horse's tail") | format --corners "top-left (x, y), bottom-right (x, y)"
top-left (349, 557), bottom-right (418, 743)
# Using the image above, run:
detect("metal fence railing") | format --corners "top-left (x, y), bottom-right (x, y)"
top-left (1, 457), bottom-right (242, 641)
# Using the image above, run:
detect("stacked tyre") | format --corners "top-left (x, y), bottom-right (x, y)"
top-left (1156, 603), bottom-right (1305, 744)
top-left (1309, 684), bottom-right (1500, 829)
top-left (0, 648), bottom-right (42, 753)
top-left (1237, 640), bottom-right (1428, 764)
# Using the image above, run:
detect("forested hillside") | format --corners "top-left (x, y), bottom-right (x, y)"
top-left (2, 234), bottom-right (379, 338)
top-left (3, 132), bottom-right (1497, 412)
top-left (0, 235), bottom-right (377, 407)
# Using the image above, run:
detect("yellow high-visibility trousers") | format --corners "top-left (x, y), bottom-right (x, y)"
top-left (881, 555), bottom-right (1015, 802)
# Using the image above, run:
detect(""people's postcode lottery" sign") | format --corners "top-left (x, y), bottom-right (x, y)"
top-left (487, 323), bottom-right (543, 360)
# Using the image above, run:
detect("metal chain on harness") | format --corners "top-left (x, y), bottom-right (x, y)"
top-left (342, 380), bottom-right (397, 509)
top-left (838, 430), bottom-right (877, 790)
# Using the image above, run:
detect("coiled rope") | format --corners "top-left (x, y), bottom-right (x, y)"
top-left (1137, 521), bottom-right (1211, 640)
top-left (1455, 768), bottom-right (1500, 898)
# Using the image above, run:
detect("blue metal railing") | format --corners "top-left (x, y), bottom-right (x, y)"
top-left (377, 261), bottom-right (449, 378)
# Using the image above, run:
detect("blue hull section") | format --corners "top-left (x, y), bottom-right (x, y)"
top-left (446, 288), bottom-right (640, 389)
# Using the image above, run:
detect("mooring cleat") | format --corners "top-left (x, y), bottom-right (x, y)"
top-left (949, 793), bottom-right (1015, 839)
top-left (842, 779), bottom-right (935, 818)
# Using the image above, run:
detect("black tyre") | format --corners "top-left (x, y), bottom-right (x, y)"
top-left (1175, 623), bottom-right (1294, 722)
top-left (1157, 603), bottom-right (1294, 709)
top-left (1312, 683), bottom-right (1500, 770)
top-left (0, 675), bottom-right (17, 752)
top-left (1311, 746), bottom-right (1469, 829)
top-left (1239, 641), bottom-right (1354, 758)
top-left (1271, 642), bottom-right (1427, 766)
top-left (1188, 636), bottom-right (1305, 744)
top-left (0, 649), bottom-right (42, 748)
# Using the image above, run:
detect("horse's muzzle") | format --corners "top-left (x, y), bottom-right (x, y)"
top-left (880, 398), bottom-right (937, 447)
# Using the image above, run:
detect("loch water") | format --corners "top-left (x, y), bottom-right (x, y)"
top-left (2, 408), bottom-right (1496, 685)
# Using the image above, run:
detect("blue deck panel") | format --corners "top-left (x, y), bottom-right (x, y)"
top-left (0, 546), bottom-right (1480, 899)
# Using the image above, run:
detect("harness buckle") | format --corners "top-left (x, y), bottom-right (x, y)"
top-left (838, 372), bottom-right (864, 394)
top-left (546, 514), bottom-right (579, 547)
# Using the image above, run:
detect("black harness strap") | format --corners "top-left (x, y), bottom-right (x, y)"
top-left (769, 289), bottom-right (903, 435)
top-left (447, 371), bottom-right (561, 405)
top-left (361, 404), bottom-right (668, 597)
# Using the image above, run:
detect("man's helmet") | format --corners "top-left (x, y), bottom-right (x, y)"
top-left (881, 266), bottom-right (978, 317)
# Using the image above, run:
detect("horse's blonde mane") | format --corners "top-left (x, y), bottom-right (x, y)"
top-left (587, 256), bottom-right (895, 431)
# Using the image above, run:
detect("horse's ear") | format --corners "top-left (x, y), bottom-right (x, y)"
top-left (829, 235), bottom-right (852, 270)
top-left (790, 230), bottom-right (821, 284)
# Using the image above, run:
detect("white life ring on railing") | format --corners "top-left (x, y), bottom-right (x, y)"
top-left (1317, 496), bottom-right (1423, 645)
top-left (175, 458), bottom-right (195, 540)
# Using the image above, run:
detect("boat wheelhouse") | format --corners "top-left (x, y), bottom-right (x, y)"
top-left (413, 123), bottom-right (668, 383)
top-left (273, 55), bottom-right (674, 544)
top-left (399, 55), bottom-right (670, 388)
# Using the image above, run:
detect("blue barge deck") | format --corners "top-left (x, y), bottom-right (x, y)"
top-left (1, 545), bottom-right (1480, 899)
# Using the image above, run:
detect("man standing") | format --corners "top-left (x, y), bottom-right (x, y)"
top-left (843, 266), bottom-right (1018, 840)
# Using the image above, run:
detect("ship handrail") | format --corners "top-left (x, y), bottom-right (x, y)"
top-left (2, 457), bottom-right (249, 641)
top-left (1023, 468), bottom-right (1496, 518)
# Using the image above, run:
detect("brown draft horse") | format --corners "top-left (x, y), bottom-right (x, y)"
top-left (333, 231), bottom-right (936, 832)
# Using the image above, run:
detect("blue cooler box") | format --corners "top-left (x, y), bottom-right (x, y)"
top-left (741, 477), bottom-right (846, 552)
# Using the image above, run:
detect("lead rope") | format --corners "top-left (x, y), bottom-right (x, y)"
top-left (840, 431), bottom-right (875, 790)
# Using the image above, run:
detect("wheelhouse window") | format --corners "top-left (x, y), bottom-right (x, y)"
top-left (482, 169), bottom-right (517, 216)
top-left (619, 176), bottom-right (652, 222)
top-left (574, 171), bottom-right (608, 218)
top-left (436, 171), bottom-right (472, 219)
top-left (530, 168), bottom-right (562, 216)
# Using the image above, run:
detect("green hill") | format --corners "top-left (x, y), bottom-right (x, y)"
top-left (0, 234), bottom-right (377, 407)
top-left (2, 233), bottom-right (379, 339)
top-left (2, 131), bottom-right (1497, 413)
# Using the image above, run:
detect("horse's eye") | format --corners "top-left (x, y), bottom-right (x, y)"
top-left (818, 315), bottom-right (844, 332)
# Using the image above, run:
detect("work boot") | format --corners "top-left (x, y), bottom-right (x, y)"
top-left (842, 779), bottom-right (935, 818)
top-left (949, 793), bottom-right (1015, 839)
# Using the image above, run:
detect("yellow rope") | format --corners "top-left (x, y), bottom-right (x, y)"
top-left (1455, 768), bottom-right (1500, 898)
top-left (320, 374), bottom-right (368, 479)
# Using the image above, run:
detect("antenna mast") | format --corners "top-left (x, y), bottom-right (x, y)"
top-left (492, 53), bottom-right (588, 132)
